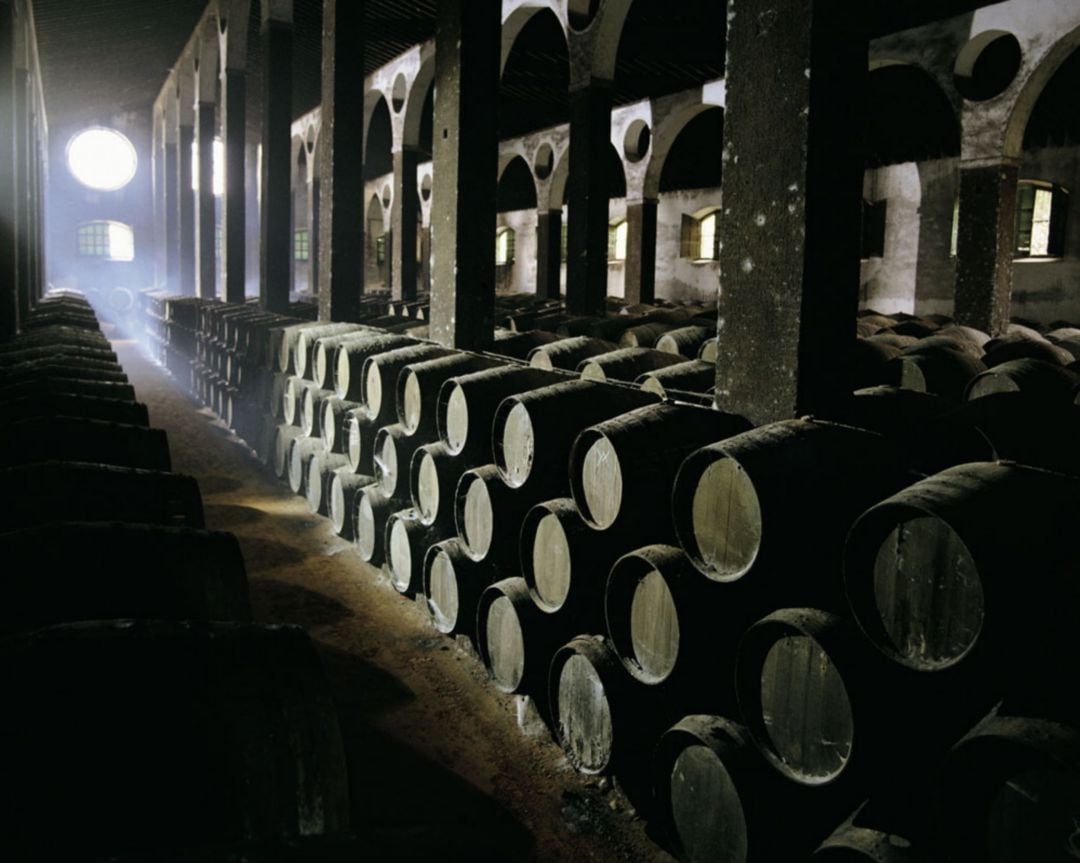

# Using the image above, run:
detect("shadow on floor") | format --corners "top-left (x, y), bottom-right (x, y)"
top-left (249, 578), bottom-right (357, 628)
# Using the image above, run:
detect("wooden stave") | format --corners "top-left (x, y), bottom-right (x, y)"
top-left (360, 343), bottom-right (455, 428)
top-left (305, 451), bottom-right (350, 516)
top-left (423, 537), bottom-right (499, 639)
top-left (395, 352), bottom-right (505, 436)
top-left (354, 483), bottom-right (394, 565)
top-left (526, 336), bottom-right (618, 371)
top-left (298, 324), bottom-right (371, 382)
top-left (332, 334), bottom-right (417, 402)
top-left (287, 436), bottom-right (326, 496)
top-left (329, 468), bottom-right (375, 539)
top-left (385, 508), bottom-right (443, 594)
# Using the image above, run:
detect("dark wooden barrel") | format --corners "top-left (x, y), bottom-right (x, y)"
top-left (492, 379), bottom-right (657, 492)
top-left (453, 464), bottom-right (532, 565)
top-left (329, 467), bottom-right (374, 539)
top-left (903, 334), bottom-right (985, 361)
top-left (332, 333), bottom-right (416, 401)
top-left (409, 441), bottom-right (458, 528)
top-left (3, 393), bottom-right (149, 427)
top-left (283, 377), bottom-right (321, 427)
top-left (850, 338), bottom-right (901, 389)
top-left (617, 321), bottom-right (680, 349)
top-left (569, 402), bottom-right (751, 539)
top-left (0, 375), bottom-right (137, 404)
top-left (423, 538), bottom-right (497, 638)
top-left (396, 352), bottom-right (503, 436)
top-left (355, 483), bottom-right (394, 565)
top-left (435, 365), bottom-right (563, 460)
top-left (273, 424), bottom-right (304, 479)
top-left (812, 800), bottom-right (929, 863)
top-left (268, 372), bottom-right (288, 419)
top-left (577, 347), bottom-right (686, 383)
top-left (4, 324), bottom-right (111, 351)
top-left (312, 330), bottom-right (404, 391)
top-left (844, 462), bottom-right (1080, 683)
top-left (672, 419), bottom-right (906, 595)
top-left (296, 323), bottom-right (369, 381)
top-left (637, 359), bottom-right (716, 397)
top-left (1, 357), bottom-right (128, 384)
top-left (867, 331), bottom-right (918, 351)
top-left (0, 343), bottom-right (118, 366)
top-left (344, 409), bottom-right (376, 474)
top-left (320, 397), bottom-right (362, 453)
top-left (885, 318), bottom-right (939, 339)
top-left (0, 417), bottom-right (171, 472)
top-left (287, 436), bottom-right (324, 495)
top-left (983, 336), bottom-right (1074, 368)
top-left (0, 620), bottom-right (349, 858)
top-left (882, 347), bottom-right (987, 402)
top-left (965, 357), bottom-right (1080, 404)
top-left (520, 497), bottom-right (627, 620)
top-left (281, 321), bottom-right (357, 377)
top-left (653, 714), bottom-right (829, 862)
top-left (300, 386), bottom-right (334, 438)
top-left (361, 343), bottom-right (454, 427)
top-left (697, 337), bottom-right (719, 363)
top-left (385, 508), bottom-right (442, 594)
top-left (1, 461), bottom-right (205, 529)
top-left (935, 715), bottom-right (1080, 863)
top-left (936, 324), bottom-right (990, 348)
top-left (305, 450), bottom-right (349, 515)
top-left (527, 335), bottom-right (618, 371)
top-left (488, 329), bottom-right (561, 360)
top-left (373, 423), bottom-right (422, 501)
top-left (0, 522), bottom-right (250, 631)
top-left (655, 324), bottom-right (717, 358)
top-left (1054, 336), bottom-right (1080, 361)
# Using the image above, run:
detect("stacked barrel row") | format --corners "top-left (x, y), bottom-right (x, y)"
top-left (0, 292), bottom-right (353, 860)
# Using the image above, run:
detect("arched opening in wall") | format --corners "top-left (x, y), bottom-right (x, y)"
top-left (567, 0), bottom-right (600, 31)
top-left (365, 96), bottom-right (393, 182)
top-left (1024, 45), bottom-right (1080, 150)
top-left (366, 194), bottom-right (388, 289)
top-left (292, 0), bottom-right (325, 117)
top-left (659, 107), bottom-right (723, 193)
top-left (865, 64), bottom-right (960, 167)
top-left (418, 83), bottom-right (435, 158)
top-left (293, 147), bottom-right (311, 295)
top-left (496, 156), bottom-right (537, 292)
top-left (612, 0), bottom-right (726, 105)
top-left (500, 9), bottom-right (569, 139)
top-left (608, 145), bottom-right (627, 199)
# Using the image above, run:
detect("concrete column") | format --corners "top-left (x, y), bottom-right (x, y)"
top-left (316, 0), bottom-right (364, 322)
top-left (260, 18), bottom-right (293, 313)
top-left (222, 68), bottom-right (247, 304)
top-left (565, 81), bottom-right (613, 316)
top-left (391, 146), bottom-right (419, 301)
top-left (429, 0), bottom-right (500, 349)
top-left (716, 0), bottom-right (866, 425)
top-left (195, 100), bottom-right (217, 300)
top-left (954, 161), bottom-right (1017, 336)
top-left (178, 121), bottom-right (197, 296)
top-left (0, 1), bottom-right (18, 337)
top-left (163, 136), bottom-right (180, 292)
top-left (310, 177), bottom-right (320, 294)
top-left (245, 141), bottom-right (260, 296)
top-left (536, 209), bottom-right (562, 300)
top-left (624, 198), bottom-right (657, 305)
top-left (420, 225), bottom-right (432, 293)
top-left (14, 67), bottom-right (30, 322)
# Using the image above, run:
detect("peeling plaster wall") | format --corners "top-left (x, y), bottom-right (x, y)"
top-left (657, 187), bottom-right (722, 303)
top-left (860, 162), bottom-right (921, 315)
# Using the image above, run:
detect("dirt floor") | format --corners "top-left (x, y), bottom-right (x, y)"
top-left (113, 335), bottom-right (677, 863)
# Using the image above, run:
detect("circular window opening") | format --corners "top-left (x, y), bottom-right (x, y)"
top-left (67, 127), bottom-right (138, 191)
top-left (392, 74), bottom-right (408, 113)
top-left (624, 120), bottom-right (651, 164)
top-left (954, 31), bottom-right (1022, 102)
top-left (420, 174), bottom-right (433, 202)
top-left (534, 144), bottom-right (554, 180)
top-left (381, 185), bottom-right (393, 208)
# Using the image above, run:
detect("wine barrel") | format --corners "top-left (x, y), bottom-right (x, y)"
top-left (283, 377), bottom-right (320, 427)
top-left (885, 318), bottom-right (939, 339)
top-left (1047, 326), bottom-right (1080, 343)
top-left (312, 329), bottom-right (406, 391)
top-left (300, 386), bottom-right (334, 439)
top-left (527, 335), bottom-right (618, 371)
top-left (904, 334), bottom-right (985, 361)
top-left (965, 357), bottom-right (1080, 404)
top-left (488, 329), bottom-right (561, 360)
top-left (0, 375), bottom-right (138, 404)
top-left (333, 334), bottom-right (419, 401)
top-left (569, 402), bottom-right (751, 539)
top-left (273, 424), bottom-right (304, 479)
top-left (361, 343), bottom-right (455, 426)
top-left (850, 338), bottom-right (901, 389)
top-left (935, 715), bottom-right (1080, 863)
top-left (832, 386), bottom-right (950, 439)
top-left (476, 577), bottom-right (577, 696)
top-left (0, 620), bottom-right (349, 857)
top-left (0, 417), bottom-right (172, 472)
top-left (373, 423), bottom-right (422, 501)
top-left (343, 409), bottom-right (377, 474)
top-left (656, 324), bottom-right (717, 358)
top-left (268, 372), bottom-right (288, 419)
top-left (637, 360), bottom-right (716, 397)
top-left (385, 508), bottom-right (442, 594)
top-left (617, 321), bottom-right (680, 349)
top-left (1, 357), bottom-right (128, 384)
top-left (328, 467), bottom-right (375, 539)
top-left (454, 464), bottom-right (534, 564)
top-left (492, 379), bottom-right (657, 492)
top-left (936, 324), bottom-right (991, 348)
top-left (0, 522), bottom-right (250, 631)
top-left (320, 397), bottom-right (361, 453)
top-left (653, 715), bottom-right (830, 863)
top-left (355, 483), bottom-right (394, 565)
top-left (396, 352), bottom-right (503, 436)
top-left (0, 343), bottom-right (118, 366)
top-left (423, 538), bottom-right (497, 638)
top-left (812, 800), bottom-right (929, 863)
top-left (844, 462), bottom-right (1080, 682)
top-left (672, 419), bottom-right (907, 597)
top-left (436, 365), bottom-right (564, 460)
top-left (409, 441), bottom-right (460, 528)
top-left (1053, 336), bottom-right (1080, 361)
top-left (276, 321), bottom-right (349, 375)
top-left (287, 436), bottom-right (324, 495)
top-left (520, 497), bottom-right (627, 621)
top-left (882, 347), bottom-right (986, 402)
top-left (868, 332), bottom-right (918, 351)
top-left (296, 323), bottom-right (369, 380)
top-left (305, 450), bottom-right (349, 515)
top-left (577, 347), bottom-right (686, 383)
top-left (983, 337), bottom-right (1073, 368)
top-left (4, 325), bottom-right (111, 351)
top-left (3, 393), bottom-right (149, 427)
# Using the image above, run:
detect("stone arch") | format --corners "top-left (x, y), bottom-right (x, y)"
top-left (364, 94), bottom-right (394, 181)
top-left (1004, 23), bottom-right (1080, 159)
top-left (864, 62), bottom-right (960, 166)
top-left (643, 102), bottom-right (714, 200)
top-left (581, 0), bottom-right (633, 82)
top-left (500, 6), bottom-right (570, 138)
top-left (501, 2), bottom-right (569, 72)
top-left (218, 0), bottom-right (252, 71)
top-left (402, 50), bottom-right (435, 151)
top-left (497, 155), bottom-right (539, 212)
top-left (655, 106), bottom-right (723, 194)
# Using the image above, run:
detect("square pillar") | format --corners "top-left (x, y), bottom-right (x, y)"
top-left (716, 0), bottom-right (867, 425)
top-left (391, 147), bottom-right (419, 302)
top-left (317, 0), bottom-right (365, 322)
top-left (624, 198), bottom-right (657, 305)
top-left (163, 136), bottom-right (180, 293)
top-left (954, 161), bottom-right (1017, 336)
top-left (429, 0), bottom-right (500, 349)
top-left (565, 81), bottom-right (613, 316)
top-left (222, 68), bottom-right (247, 305)
top-left (195, 100), bottom-right (217, 300)
top-left (177, 121), bottom-right (197, 297)
top-left (260, 18), bottom-right (293, 313)
top-left (536, 209), bottom-right (562, 300)
top-left (245, 141), bottom-right (261, 297)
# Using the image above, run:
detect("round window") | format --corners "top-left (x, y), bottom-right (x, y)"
top-left (67, 128), bottom-right (138, 191)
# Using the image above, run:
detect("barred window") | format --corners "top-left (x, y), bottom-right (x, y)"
top-left (680, 209), bottom-right (720, 261)
top-left (295, 229), bottom-right (310, 262)
top-left (1015, 181), bottom-right (1068, 258)
top-left (76, 221), bottom-right (135, 262)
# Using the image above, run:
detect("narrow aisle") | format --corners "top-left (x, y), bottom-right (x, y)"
top-left (112, 337), bottom-right (673, 863)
